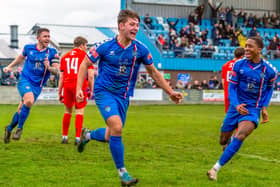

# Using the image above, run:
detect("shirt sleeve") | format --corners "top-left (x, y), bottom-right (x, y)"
top-left (263, 69), bottom-right (278, 107)
top-left (139, 45), bottom-right (153, 65)
top-left (22, 45), bottom-right (28, 57)
top-left (50, 48), bottom-right (60, 65)
top-left (87, 45), bottom-right (102, 64)
top-left (228, 63), bottom-right (240, 108)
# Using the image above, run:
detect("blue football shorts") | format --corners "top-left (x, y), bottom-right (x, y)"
top-left (17, 78), bottom-right (42, 101)
top-left (94, 90), bottom-right (130, 126)
top-left (221, 105), bottom-right (261, 132)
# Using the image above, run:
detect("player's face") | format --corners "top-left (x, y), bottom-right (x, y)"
top-left (245, 39), bottom-right (261, 62)
top-left (120, 17), bottom-right (139, 41)
top-left (37, 31), bottom-right (50, 49)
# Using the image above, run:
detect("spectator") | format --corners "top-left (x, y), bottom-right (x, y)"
top-left (144, 13), bottom-right (153, 29)
top-left (191, 80), bottom-right (202, 90)
top-left (209, 76), bottom-right (219, 89)
top-left (174, 39), bottom-right (184, 57)
top-left (46, 75), bottom-right (57, 88)
top-left (213, 29), bottom-right (222, 46)
top-left (237, 30), bottom-right (247, 47)
top-left (188, 12), bottom-right (196, 25)
top-left (262, 13), bottom-right (269, 28)
top-left (230, 30), bottom-right (239, 46)
top-left (225, 6), bottom-right (234, 26)
top-left (208, 1), bottom-right (223, 24)
top-left (248, 26), bottom-right (258, 37)
top-left (237, 9), bottom-right (246, 27)
top-left (195, 4), bottom-right (205, 25)
top-left (218, 7), bottom-right (226, 26)
top-left (201, 29), bottom-right (209, 45)
top-left (162, 39), bottom-right (170, 50)
top-left (157, 34), bottom-right (165, 47)
top-left (267, 36), bottom-right (280, 59)
top-left (200, 80), bottom-right (209, 89)
top-left (247, 13), bottom-right (254, 27)
top-left (176, 80), bottom-right (185, 89)
top-left (168, 18), bottom-right (179, 31)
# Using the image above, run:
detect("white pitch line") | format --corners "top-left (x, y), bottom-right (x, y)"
top-left (238, 153), bottom-right (280, 164)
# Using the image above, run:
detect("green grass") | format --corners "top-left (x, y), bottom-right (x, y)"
top-left (0, 104), bottom-right (280, 187)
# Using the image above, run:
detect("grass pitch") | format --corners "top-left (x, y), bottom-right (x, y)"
top-left (0, 104), bottom-right (279, 187)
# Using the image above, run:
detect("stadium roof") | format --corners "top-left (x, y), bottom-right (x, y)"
top-left (29, 23), bottom-right (118, 46)
top-left (0, 23), bottom-right (118, 60)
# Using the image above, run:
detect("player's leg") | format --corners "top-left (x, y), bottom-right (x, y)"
top-left (4, 102), bottom-right (23, 143)
top-left (61, 86), bottom-right (74, 144)
top-left (13, 92), bottom-right (35, 140)
top-left (74, 107), bottom-right (84, 145)
top-left (74, 89), bottom-right (88, 145)
top-left (207, 107), bottom-right (239, 180)
top-left (208, 121), bottom-right (255, 181)
top-left (62, 106), bottom-right (73, 144)
top-left (220, 131), bottom-right (234, 151)
top-left (106, 115), bottom-right (138, 186)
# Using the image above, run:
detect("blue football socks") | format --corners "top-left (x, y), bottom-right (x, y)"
top-left (90, 128), bottom-right (106, 142)
top-left (219, 137), bottom-right (243, 166)
top-left (7, 112), bottom-right (19, 132)
top-left (109, 136), bottom-right (125, 169)
top-left (17, 104), bottom-right (31, 129)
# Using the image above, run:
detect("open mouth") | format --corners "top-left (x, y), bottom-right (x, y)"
top-left (130, 31), bottom-right (137, 37)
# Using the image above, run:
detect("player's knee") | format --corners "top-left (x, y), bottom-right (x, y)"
top-left (110, 126), bottom-right (122, 136)
top-left (24, 100), bottom-right (34, 108)
top-left (235, 134), bottom-right (246, 141)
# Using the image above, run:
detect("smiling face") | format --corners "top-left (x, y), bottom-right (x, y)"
top-left (245, 39), bottom-right (262, 63)
top-left (119, 17), bottom-right (139, 41)
top-left (37, 31), bottom-right (50, 49)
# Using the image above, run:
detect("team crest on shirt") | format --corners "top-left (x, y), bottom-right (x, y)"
top-left (240, 69), bottom-right (244, 74)
top-left (119, 65), bottom-right (127, 74)
top-left (260, 72), bottom-right (265, 78)
top-left (25, 86), bottom-right (30, 90)
top-left (105, 106), bottom-right (111, 112)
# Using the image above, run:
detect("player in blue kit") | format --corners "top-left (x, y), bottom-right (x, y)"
top-left (207, 36), bottom-right (278, 181)
top-left (76, 9), bottom-right (183, 186)
top-left (3, 28), bottom-right (59, 143)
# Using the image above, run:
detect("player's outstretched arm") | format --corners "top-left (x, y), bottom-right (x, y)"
top-left (76, 56), bottom-right (92, 103)
top-left (145, 64), bottom-right (183, 104)
top-left (3, 54), bottom-right (25, 73)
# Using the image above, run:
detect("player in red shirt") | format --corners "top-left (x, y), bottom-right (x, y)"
top-left (58, 36), bottom-right (94, 144)
top-left (221, 47), bottom-right (245, 113)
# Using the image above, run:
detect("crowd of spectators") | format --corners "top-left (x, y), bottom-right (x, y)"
top-left (175, 75), bottom-right (222, 90)
top-left (143, 1), bottom-right (280, 59)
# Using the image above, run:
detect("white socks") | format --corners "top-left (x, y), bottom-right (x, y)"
top-left (213, 161), bottom-right (222, 172)
top-left (118, 167), bottom-right (127, 177)
top-left (86, 133), bottom-right (91, 140)
top-left (62, 135), bottom-right (68, 139)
